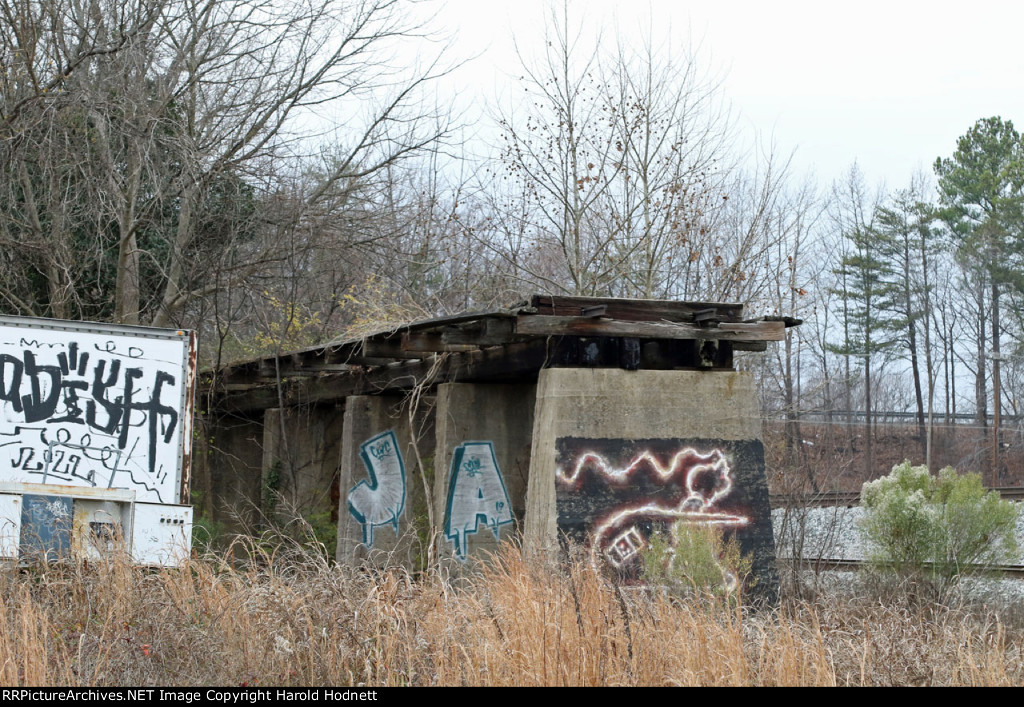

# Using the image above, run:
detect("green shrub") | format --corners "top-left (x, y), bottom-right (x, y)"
top-left (860, 462), bottom-right (1019, 587)
top-left (191, 513), bottom-right (228, 551)
top-left (641, 522), bottom-right (751, 600)
top-left (303, 510), bottom-right (337, 560)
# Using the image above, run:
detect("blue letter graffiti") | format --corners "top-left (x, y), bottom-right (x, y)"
top-left (444, 441), bottom-right (514, 560)
top-left (347, 430), bottom-right (406, 547)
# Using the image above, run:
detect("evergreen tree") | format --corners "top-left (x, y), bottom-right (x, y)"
top-left (871, 181), bottom-right (940, 460)
top-left (935, 117), bottom-right (1024, 480)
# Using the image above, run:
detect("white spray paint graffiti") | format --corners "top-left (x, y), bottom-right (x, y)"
top-left (444, 441), bottom-right (513, 560)
top-left (556, 446), bottom-right (748, 575)
top-left (347, 430), bottom-right (406, 547)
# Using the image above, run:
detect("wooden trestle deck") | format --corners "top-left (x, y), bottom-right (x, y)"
top-left (205, 295), bottom-right (800, 413)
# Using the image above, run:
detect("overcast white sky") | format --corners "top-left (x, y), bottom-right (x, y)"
top-left (428, 0), bottom-right (1024, 191)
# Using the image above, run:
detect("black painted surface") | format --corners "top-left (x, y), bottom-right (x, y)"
top-left (618, 338), bottom-right (641, 370)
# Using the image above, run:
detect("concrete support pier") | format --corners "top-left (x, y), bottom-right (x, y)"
top-left (261, 405), bottom-right (343, 526)
top-left (336, 395), bottom-right (435, 567)
top-left (199, 415), bottom-right (264, 535)
top-left (433, 382), bottom-right (536, 561)
top-left (524, 368), bottom-right (778, 599)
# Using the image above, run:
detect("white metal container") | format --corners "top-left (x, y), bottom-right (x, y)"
top-left (131, 502), bottom-right (193, 567)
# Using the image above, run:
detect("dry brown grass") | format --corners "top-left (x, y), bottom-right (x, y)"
top-left (1, 539), bottom-right (1022, 686)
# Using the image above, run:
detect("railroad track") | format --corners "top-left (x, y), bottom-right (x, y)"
top-left (771, 486), bottom-right (1024, 508)
top-left (781, 557), bottom-right (1024, 578)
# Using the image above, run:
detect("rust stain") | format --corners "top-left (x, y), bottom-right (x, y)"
top-left (180, 330), bottom-right (198, 505)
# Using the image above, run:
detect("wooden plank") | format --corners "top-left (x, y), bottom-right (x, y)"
top-left (515, 315), bottom-right (785, 341)
top-left (397, 307), bottom-right (519, 331)
top-left (732, 341), bottom-right (769, 352)
top-left (692, 308), bottom-right (720, 326)
top-left (205, 308), bottom-right (523, 375)
top-left (530, 295), bottom-right (744, 322)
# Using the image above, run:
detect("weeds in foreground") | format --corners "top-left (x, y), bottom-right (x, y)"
top-left (1, 541), bottom-right (1022, 686)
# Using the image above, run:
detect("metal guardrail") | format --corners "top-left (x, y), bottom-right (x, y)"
top-left (771, 486), bottom-right (1024, 508)
top-left (782, 557), bottom-right (1024, 578)
top-left (765, 410), bottom-right (1024, 424)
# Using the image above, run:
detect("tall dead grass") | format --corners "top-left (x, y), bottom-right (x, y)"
top-left (0, 539), bottom-right (1021, 686)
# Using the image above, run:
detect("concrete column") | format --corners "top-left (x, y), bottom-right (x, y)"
top-left (524, 368), bottom-right (778, 600)
top-left (434, 382), bottom-right (536, 562)
top-left (261, 405), bottom-right (344, 526)
top-left (190, 414), bottom-right (213, 522)
top-left (336, 395), bottom-right (435, 568)
top-left (203, 415), bottom-right (264, 535)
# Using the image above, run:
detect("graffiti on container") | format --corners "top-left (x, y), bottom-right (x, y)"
top-left (444, 441), bottom-right (514, 560)
top-left (347, 430), bottom-right (406, 547)
top-left (0, 338), bottom-right (185, 503)
top-left (555, 438), bottom-right (749, 580)
top-left (20, 494), bottom-right (73, 559)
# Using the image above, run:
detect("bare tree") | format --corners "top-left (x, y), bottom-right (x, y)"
top-left (0, 0), bottom-right (451, 329)
top-left (827, 164), bottom-right (888, 477)
top-left (490, 3), bottom-right (749, 299)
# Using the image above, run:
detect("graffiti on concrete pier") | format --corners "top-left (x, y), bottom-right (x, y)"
top-left (347, 430), bottom-right (406, 547)
top-left (444, 441), bottom-right (514, 560)
top-left (555, 438), bottom-right (754, 580)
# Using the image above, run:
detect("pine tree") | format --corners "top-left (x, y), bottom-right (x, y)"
top-left (935, 116), bottom-right (1024, 481)
top-left (871, 181), bottom-right (940, 462)
top-left (828, 167), bottom-right (895, 477)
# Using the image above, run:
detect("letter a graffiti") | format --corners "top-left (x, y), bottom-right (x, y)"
top-left (444, 441), bottom-right (513, 560)
top-left (347, 430), bottom-right (406, 547)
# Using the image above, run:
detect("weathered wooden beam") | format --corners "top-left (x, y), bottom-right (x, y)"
top-left (323, 344), bottom-right (357, 365)
top-left (402, 332), bottom-right (478, 353)
top-left (732, 341), bottom-right (770, 352)
top-left (441, 318), bottom-right (518, 347)
top-left (316, 342), bottom-right (399, 366)
top-left (270, 364), bottom-right (353, 375)
top-left (754, 315), bottom-right (804, 328)
top-left (530, 295), bottom-right (745, 323)
top-left (515, 315), bottom-right (785, 341)
top-left (362, 339), bottom-right (422, 359)
top-left (698, 340), bottom-right (733, 369)
top-left (395, 307), bottom-right (518, 330)
top-left (693, 308), bottom-right (721, 326)
top-left (618, 337), bottom-right (640, 370)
